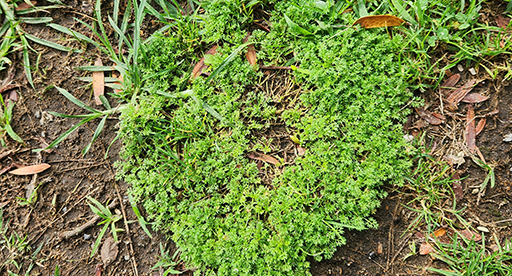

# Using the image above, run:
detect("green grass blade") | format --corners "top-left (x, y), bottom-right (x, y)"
top-left (54, 86), bottom-right (100, 113)
top-left (20, 35), bottom-right (34, 89)
top-left (5, 124), bottom-right (23, 143)
top-left (128, 194), bottom-right (153, 238)
top-left (90, 223), bottom-right (109, 257)
top-left (390, 0), bottom-right (416, 26)
top-left (205, 42), bottom-right (253, 83)
top-left (76, 76), bottom-right (119, 82)
top-left (87, 196), bottom-right (111, 216)
top-left (48, 111), bottom-right (92, 118)
top-left (75, 65), bottom-right (115, 72)
top-left (99, 95), bottom-right (111, 109)
top-left (47, 23), bottom-right (100, 47)
top-left (82, 115), bottom-right (107, 155)
top-left (15, 5), bottom-right (63, 15)
top-left (284, 14), bottom-right (313, 36)
top-left (24, 33), bottom-right (77, 52)
top-left (107, 15), bottom-right (133, 49)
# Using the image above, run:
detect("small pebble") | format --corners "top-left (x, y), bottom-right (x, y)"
top-left (124, 255), bottom-right (130, 261)
top-left (62, 206), bottom-right (68, 213)
top-left (457, 64), bottom-right (464, 72)
top-left (469, 68), bottom-right (477, 75)
top-left (84, 234), bottom-right (91, 240)
top-left (41, 131), bottom-right (46, 138)
top-left (368, 251), bottom-right (376, 260)
top-left (472, 189), bottom-right (479, 195)
top-left (35, 111), bottom-right (41, 119)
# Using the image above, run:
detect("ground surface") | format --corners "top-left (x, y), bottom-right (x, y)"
top-left (0, 1), bottom-right (511, 275)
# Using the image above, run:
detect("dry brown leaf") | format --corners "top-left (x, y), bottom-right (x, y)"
top-left (452, 172), bottom-right (463, 202)
top-left (92, 57), bottom-right (105, 106)
top-left (414, 107), bottom-right (443, 125)
top-left (354, 15), bottom-right (405, 29)
top-left (112, 72), bottom-right (123, 94)
top-left (497, 14), bottom-right (511, 29)
top-left (457, 229), bottom-right (482, 242)
top-left (419, 242), bottom-right (435, 255)
top-left (297, 145), bottom-right (306, 156)
top-left (191, 45), bottom-right (218, 79)
top-left (242, 33), bottom-right (257, 66)
top-left (432, 228), bottom-right (446, 238)
top-left (462, 93), bottom-right (488, 104)
top-left (446, 80), bottom-right (476, 110)
top-left (9, 164), bottom-right (50, 175)
top-left (95, 264), bottom-right (103, 276)
top-left (101, 236), bottom-right (119, 265)
top-left (15, 1), bottom-right (36, 11)
top-left (476, 118), bottom-right (486, 136)
top-left (247, 152), bottom-right (279, 165)
top-left (376, 242), bottom-right (383, 254)
top-left (431, 112), bottom-right (446, 121)
top-left (466, 105), bottom-right (477, 153)
top-left (440, 74), bottom-right (460, 96)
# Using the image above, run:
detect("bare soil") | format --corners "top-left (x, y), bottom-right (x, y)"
top-left (0, 1), bottom-right (511, 276)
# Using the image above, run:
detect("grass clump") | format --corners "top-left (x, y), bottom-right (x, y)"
top-left (116, 1), bottom-right (413, 275)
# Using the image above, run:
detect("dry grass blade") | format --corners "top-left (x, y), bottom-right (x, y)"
top-left (440, 73), bottom-right (460, 96)
top-left (247, 152), bottom-right (279, 165)
top-left (354, 15), bottom-right (405, 29)
top-left (191, 45), bottom-right (218, 79)
top-left (466, 104), bottom-right (477, 153)
top-left (446, 79), bottom-right (477, 110)
top-left (462, 93), bottom-right (488, 103)
top-left (414, 107), bottom-right (443, 125)
top-left (9, 163), bottom-right (51, 175)
top-left (93, 57), bottom-right (105, 105)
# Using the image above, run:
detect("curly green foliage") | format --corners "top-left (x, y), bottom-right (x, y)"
top-left (117, 1), bottom-right (413, 275)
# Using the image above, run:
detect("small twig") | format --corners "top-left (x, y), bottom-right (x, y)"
top-left (389, 232), bottom-right (413, 268)
top-left (113, 183), bottom-right (139, 276)
top-left (0, 150), bottom-right (13, 160)
top-left (57, 199), bottom-right (118, 240)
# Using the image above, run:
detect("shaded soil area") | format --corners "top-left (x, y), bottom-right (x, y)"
top-left (0, 1), bottom-right (511, 276)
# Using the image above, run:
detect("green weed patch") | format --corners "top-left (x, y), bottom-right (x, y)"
top-left (116, 1), bottom-right (413, 274)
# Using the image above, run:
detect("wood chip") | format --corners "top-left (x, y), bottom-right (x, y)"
top-left (9, 164), bottom-right (51, 175)
top-left (93, 57), bottom-right (105, 106)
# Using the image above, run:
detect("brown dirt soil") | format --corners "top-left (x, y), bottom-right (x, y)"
top-left (0, 1), bottom-right (511, 276)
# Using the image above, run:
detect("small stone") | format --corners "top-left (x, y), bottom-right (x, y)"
top-left (457, 64), bottom-right (464, 72)
top-left (124, 255), bottom-right (130, 261)
top-left (62, 206), bottom-right (68, 213)
top-left (472, 189), bottom-right (479, 195)
top-left (84, 234), bottom-right (91, 240)
top-left (404, 134), bottom-right (414, 143)
top-left (34, 111), bottom-right (41, 119)
top-left (41, 131), bottom-right (46, 138)
top-left (469, 68), bottom-right (477, 75)
top-left (477, 226), bottom-right (490, 233)
top-left (503, 134), bottom-right (512, 142)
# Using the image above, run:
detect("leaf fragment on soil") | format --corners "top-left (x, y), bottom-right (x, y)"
top-left (15, 1), bottom-right (37, 11)
top-left (432, 228), bottom-right (446, 238)
top-left (475, 118), bottom-right (486, 136)
top-left (457, 229), bottom-right (482, 242)
top-left (446, 79), bottom-right (477, 110)
top-left (465, 105), bottom-right (477, 153)
top-left (439, 73), bottom-right (460, 96)
top-left (354, 15), bottom-right (405, 29)
top-left (247, 152), bottom-right (279, 165)
top-left (101, 236), bottom-right (119, 265)
top-left (452, 172), bottom-right (463, 201)
top-left (414, 107), bottom-right (443, 125)
top-left (462, 93), bottom-right (488, 104)
top-left (191, 45), bottom-right (218, 79)
top-left (297, 145), bottom-right (306, 156)
top-left (497, 14), bottom-right (511, 29)
top-left (419, 243), bottom-right (435, 255)
top-left (9, 163), bottom-right (51, 175)
top-left (242, 33), bottom-right (257, 66)
top-left (92, 57), bottom-right (105, 106)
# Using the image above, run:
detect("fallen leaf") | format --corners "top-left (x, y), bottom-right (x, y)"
top-left (297, 145), bottom-right (306, 156)
top-left (432, 228), bottom-right (446, 238)
top-left (476, 226), bottom-right (489, 233)
top-left (475, 118), bottom-right (486, 136)
top-left (446, 80), bottom-right (477, 110)
top-left (431, 112), bottom-right (446, 121)
top-left (15, 1), bottom-right (36, 11)
top-left (354, 15), bottom-right (405, 29)
top-left (95, 264), bottom-right (103, 276)
top-left (414, 232), bottom-right (425, 239)
top-left (414, 107), bottom-right (443, 125)
top-left (112, 72), bottom-right (123, 94)
top-left (8, 90), bottom-right (17, 101)
top-left (419, 242), bottom-right (435, 255)
top-left (9, 164), bottom-right (51, 175)
top-left (191, 45), bottom-right (218, 79)
top-left (440, 74), bottom-right (460, 96)
top-left (462, 93), bottom-right (488, 103)
top-left (92, 57), bottom-right (105, 106)
top-left (497, 14), bottom-right (511, 29)
top-left (242, 33), bottom-right (257, 66)
top-left (247, 152), bottom-right (279, 165)
top-left (101, 236), bottom-right (119, 265)
top-left (465, 105), bottom-right (476, 153)
top-left (452, 172), bottom-right (463, 202)
top-left (457, 229), bottom-right (482, 242)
